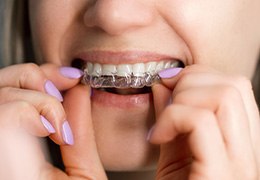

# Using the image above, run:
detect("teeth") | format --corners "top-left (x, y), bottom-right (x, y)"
top-left (103, 64), bottom-right (117, 76)
top-left (85, 60), bottom-right (179, 77)
top-left (92, 63), bottom-right (102, 76)
top-left (155, 61), bottom-right (165, 72)
top-left (117, 64), bottom-right (132, 76)
top-left (82, 60), bottom-right (181, 88)
top-left (145, 62), bottom-right (157, 74)
top-left (132, 63), bottom-right (145, 76)
top-left (165, 61), bottom-right (172, 69)
top-left (87, 62), bottom-right (93, 74)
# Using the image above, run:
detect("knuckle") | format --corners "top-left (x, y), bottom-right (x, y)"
top-left (22, 63), bottom-right (39, 72)
top-left (20, 63), bottom-right (44, 88)
top-left (21, 63), bottom-right (41, 76)
top-left (218, 85), bottom-right (242, 105)
top-left (14, 101), bottom-right (36, 116)
top-left (194, 109), bottom-right (216, 129)
top-left (0, 101), bottom-right (36, 127)
top-left (176, 72), bottom-right (194, 88)
top-left (173, 91), bottom-right (189, 105)
top-left (38, 97), bottom-right (65, 120)
top-left (232, 75), bottom-right (252, 91)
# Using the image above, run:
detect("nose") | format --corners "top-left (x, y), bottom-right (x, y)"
top-left (84, 0), bottom-right (155, 35)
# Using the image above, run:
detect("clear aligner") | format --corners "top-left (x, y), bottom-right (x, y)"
top-left (81, 72), bottom-right (161, 89)
top-left (81, 61), bottom-right (181, 88)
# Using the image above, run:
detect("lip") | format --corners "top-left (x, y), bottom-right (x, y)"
top-left (76, 50), bottom-right (178, 108)
top-left (91, 88), bottom-right (153, 108)
top-left (76, 50), bottom-right (181, 64)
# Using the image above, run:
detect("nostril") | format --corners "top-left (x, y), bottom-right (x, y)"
top-left (83, 0), bottom-right (155, 35)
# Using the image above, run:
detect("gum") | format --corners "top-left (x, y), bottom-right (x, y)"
top-left (81, 73), bottom-right (161, 88)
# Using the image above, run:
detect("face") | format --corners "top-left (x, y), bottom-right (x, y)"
top-left (29, 0), bottom-right (260, 171)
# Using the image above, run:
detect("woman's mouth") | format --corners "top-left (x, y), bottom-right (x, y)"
top-left (98, 87), bottom-right (152, 95)
top-left (72, 51), bottom-right (184, 97)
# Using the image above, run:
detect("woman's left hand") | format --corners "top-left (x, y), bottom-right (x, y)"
top-left (150, 65), bottom-right (260, 179)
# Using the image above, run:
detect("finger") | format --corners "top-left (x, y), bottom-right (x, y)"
top-left (0, 103), bottom-right (54, 180)
top-left (152, 83), bottom-right (172, 119)
top-left (150, 104), bottom-right (231, 178)
top-left (0, 127), bottom-right (48, 180)
top-left (40, 64), bottom-right (83, 91)
top-left (0, 87), bottom-right (66, 145)
top-left (161, 67), bottom-right (260, 170)
top-left (158, 65), bottom-right (220, 90)
top-left (160, 66), bottom-right (260, 169)
top-left (0, 63), bottom-right (47, 91)
top-left (172, 86), bottom-right (256, 170)
top-left (230, 77), bottom-right (260, 169)
top-left (61, 85), bottom-right (107, 179)
top-left (0, 101), bottom-right (51, 138)
top-left (160, 67), bottom-right (259, 142)
top-left (0, 63), bottom-right (63, 102)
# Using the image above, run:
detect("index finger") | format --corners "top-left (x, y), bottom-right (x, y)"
top-left (0, 63), bottom-right (47, 92)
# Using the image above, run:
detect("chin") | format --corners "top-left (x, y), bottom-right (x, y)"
top-left (90, 89), bottom-right (159, 171)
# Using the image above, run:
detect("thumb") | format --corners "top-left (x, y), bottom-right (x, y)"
top-left (61, 85), bottom-right (107, 179)
top-left (152, 84), bottom-right (172, 120)
top-left (151, 67), bottom-right (183, 118)
top-left (40, 63), bottom-right (83, 91)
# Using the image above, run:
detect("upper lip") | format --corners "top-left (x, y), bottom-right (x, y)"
top-left (76, 50), bottom-right (183, 64)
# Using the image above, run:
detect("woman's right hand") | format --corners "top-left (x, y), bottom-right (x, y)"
top-left (0, 63), bottom-right (107, 180)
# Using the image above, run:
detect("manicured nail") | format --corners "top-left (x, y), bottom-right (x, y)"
top-left (40, 116), bottom-right (56, 134)
top-left (158, 67), bottom-right (183, 79)
top-left (44, 80), bottom-right (63, 102)
top-left (60, 67), bottom-right (84, 79)
top-left (62, 121), bottom-right (74, 145)
top-left (146, 125), bottom-right (155, 141)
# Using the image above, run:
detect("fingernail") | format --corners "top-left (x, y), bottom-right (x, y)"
top-left (146, 125), bottom-right (155, 141)
top-left (60, 67), bottom-right (84, 79)
top-left (62, 121), bottom-right (74, 145)
top-left (158, 67), bottom-right (183, 79)
top-left (44, 80), bottom-right (63, 102)
top-left (40, 116), bottom-right (56, 134)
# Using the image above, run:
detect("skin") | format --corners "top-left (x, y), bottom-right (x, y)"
top-left (0, 0), bottom-right (260, 179)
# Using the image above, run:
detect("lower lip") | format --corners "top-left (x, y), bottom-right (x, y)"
top-left (91, 89), bottom-right (153, 109)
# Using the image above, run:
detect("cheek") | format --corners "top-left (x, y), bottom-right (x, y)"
top-left (160, 0), bottom-right (259, 77)
top-left (29, 0), bottom-right (76, 63)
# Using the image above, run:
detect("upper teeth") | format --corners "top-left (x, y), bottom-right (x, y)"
top-left (84, 60), bottom-right (180, 77)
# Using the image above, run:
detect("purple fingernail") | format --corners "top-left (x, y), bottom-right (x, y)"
top-left (158, 67), bottom-right (183, 79)
top-left (60, 67), bottom-right (84, 79)
top-left (62, 121), bottom-right (74, 145)
top-left (40, 116), bottom-right (56, 134)
top-left (44, 80), bottom-right (63, 102)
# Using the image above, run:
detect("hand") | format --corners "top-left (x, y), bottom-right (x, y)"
top-left (150, 65), bottom-right (260, 180)
top-left (0, 63), bottom-right (107, 180)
